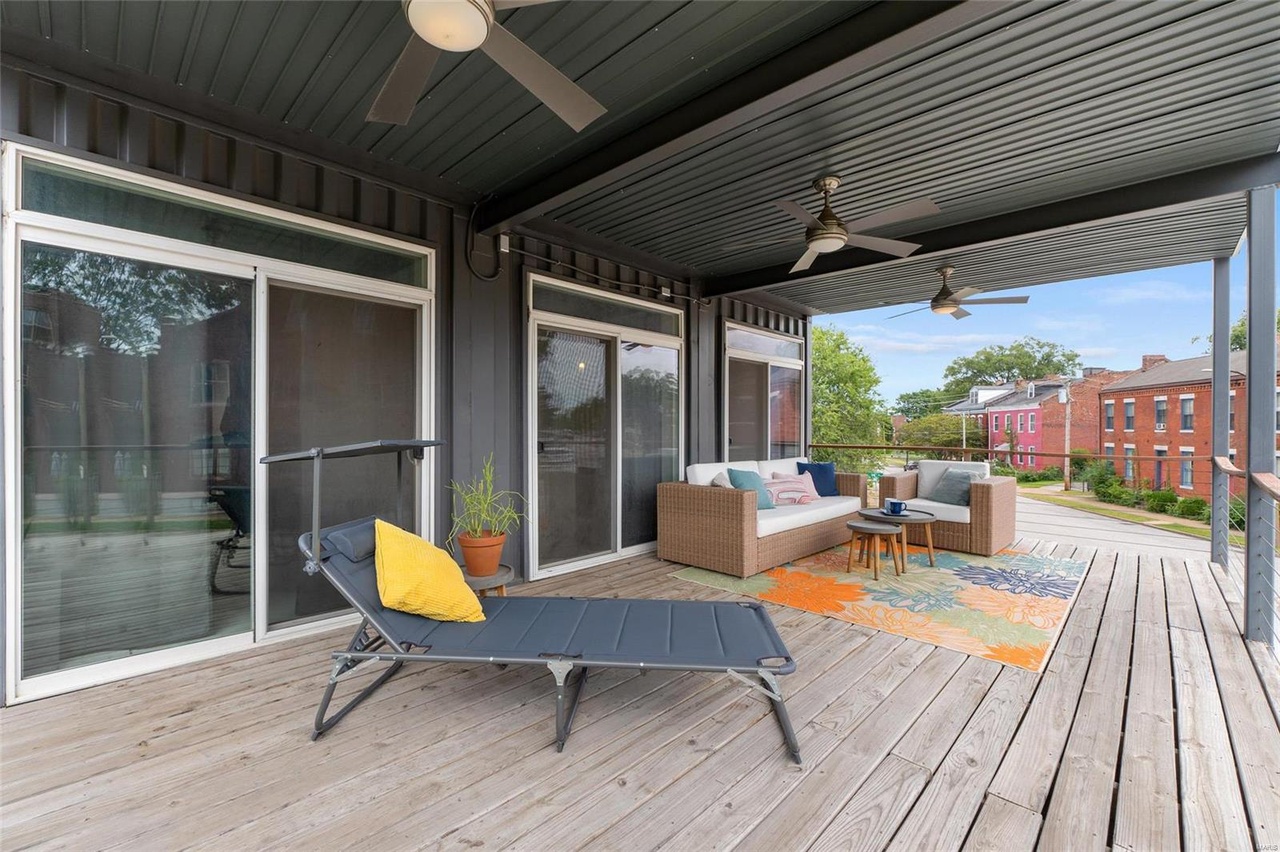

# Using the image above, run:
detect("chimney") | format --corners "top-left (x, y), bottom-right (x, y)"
top-left (1141, 354), bottom-right (1169, 370)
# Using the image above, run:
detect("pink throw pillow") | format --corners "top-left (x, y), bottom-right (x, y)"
top-left (766, 472), bottom-right (820, 505)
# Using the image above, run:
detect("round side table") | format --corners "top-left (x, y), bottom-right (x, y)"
top-left (464, 563), bottom-right (514, 597)
top-left (845, 520), bottom-right (904, 580)
top-left (857, 508), bottom-right (937, 568)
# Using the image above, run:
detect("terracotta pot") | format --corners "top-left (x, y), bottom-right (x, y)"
top-left (457, 531), bottom-right (506, 577)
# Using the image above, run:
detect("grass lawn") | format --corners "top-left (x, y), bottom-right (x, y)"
top-left (1017, 479), bottom-right (1065, 489)
top-left (1152, 521), bottom-right (1248, 548)
top-left (1022, 491), bottom-right (1152, 524)
top-left (1020, 488), bottom-right (1248, 548)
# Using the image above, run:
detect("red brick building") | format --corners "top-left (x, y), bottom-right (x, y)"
top-left (1038, 368), bottom-right (1134, 461)
top-left (1098, 351), bottom-right (1279, 500)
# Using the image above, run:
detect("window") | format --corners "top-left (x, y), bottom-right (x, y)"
top-left (21, 307), bottom-right (53, 345)
top-left (191, 361), bottom-right (231, 405)
top-left (1181, 397), bottom-right (1194, 431)
top-left (1123, 400), bottom-right (1135, 431)
top-left (969, 390), bottom-right (978, 405)
top-left (1154, 398), bottom-right (1166, 431)
top-left (1018, 413), bottom-right (1025, 433)
top-left (1104, 443), bottom-right (1115, 459)
top-left (1180, 449), bottom-right (1194, 488)
top-left (1124, 446), bottom-right (1135, 480)
top-left (1104, 401), bottom-right (1115, 431)
top-left (724, 323), bottom-right (804, 461)
top-left (1028, 445), bottom-right (1036, 465)
top-left (1028, 412), bottom-right (1036, 433)
top-left (1026, 383), bottom-right (1036, 398)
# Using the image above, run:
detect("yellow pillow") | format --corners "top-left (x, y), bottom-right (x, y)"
top-left (373, 520), bottom-right (485, 623)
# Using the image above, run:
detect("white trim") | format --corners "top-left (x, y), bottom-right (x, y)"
top-left (3, 143), bottom-right (21, 704)
top-left (1122, 397), bottom-right (1135, 403)
top-left (1180, 446), bottom-right (1196, 453)
top-left (1154, 445), bottom-right (1169, 452)
top-left (9, 633), bottom-right (254, 704)
top-left (1179, 393), bottom-right (1196, 399)
top-left (525, 272), bottom-right (684, 581)
top-left (10, 143), bottom-right (434, 269)
top-left (1103, 442), bottom-right (1115, 448)
top-left (1153, 395), bottom-right (1167, 401)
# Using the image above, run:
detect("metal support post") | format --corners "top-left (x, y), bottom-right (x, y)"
top-left (1245, 186), bottom-right (1277, 644)
top-left (1211, 256), bottom-right (1232, 567)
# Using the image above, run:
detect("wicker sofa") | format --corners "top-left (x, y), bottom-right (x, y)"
top-left (656, 457), bottom-right (867, 578)
top-left (878, 460), bottom-right (1016, 556)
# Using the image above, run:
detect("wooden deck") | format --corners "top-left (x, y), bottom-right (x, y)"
top-left (3, 536), bottom-right (1280, 850)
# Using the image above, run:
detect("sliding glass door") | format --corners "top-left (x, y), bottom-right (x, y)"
top-left (528, 276), bottom-right (683, 578)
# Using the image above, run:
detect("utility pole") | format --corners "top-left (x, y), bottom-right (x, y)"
top-left (1060, 384), bottom-right (1072, 491)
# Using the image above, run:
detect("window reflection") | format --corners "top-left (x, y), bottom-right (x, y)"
top-left (20, 242), bottom-right (253, 677)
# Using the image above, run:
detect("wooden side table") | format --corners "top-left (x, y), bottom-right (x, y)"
top-left (845, 520), bottom-right (903, 580)
top-left (464, 563), bottom-right (514, 597)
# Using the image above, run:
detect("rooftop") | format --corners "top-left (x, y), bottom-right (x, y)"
top-left (1102, 349), bottom-right (1264, 392)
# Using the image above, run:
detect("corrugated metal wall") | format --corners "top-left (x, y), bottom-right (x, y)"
top-left (0, 63), bottom-right (806, 587)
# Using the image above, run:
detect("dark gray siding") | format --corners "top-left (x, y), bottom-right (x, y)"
top-left (0, 63), bottom-right (805, 592)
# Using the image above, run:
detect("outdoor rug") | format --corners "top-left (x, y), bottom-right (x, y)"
top-left (672, 543), bottom-right (1089, 672)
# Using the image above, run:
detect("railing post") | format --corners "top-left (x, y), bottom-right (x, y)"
top-left (1245, 185), bottom-right (1277, 645)
top-left (1211, 256), bottom-right (1232, 567)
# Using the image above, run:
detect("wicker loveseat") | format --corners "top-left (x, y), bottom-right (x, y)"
top-left (656, 457), bottom-right (867, 578)
top-left (878, 460), bottom-right (1016, 556)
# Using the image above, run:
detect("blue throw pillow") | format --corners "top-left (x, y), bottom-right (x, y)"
top-left (931, 468), bottom-right (979, 506)
top-left (797, 461), bottom-right (838, 497)
top-left (728, 468), bottom-right (774, 510)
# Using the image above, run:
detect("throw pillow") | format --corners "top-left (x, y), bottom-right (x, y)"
top-left (797, 461), bottom-right (838, 497)
top-left (931, 468), bottom-right (979, 507)
top-left (767, 472), bottom-right (820, 505)
top-left (728, 468), bottom-right (775, 510)
top-left (374, 519), bottom-right (485, 622)
top-left (710, 471), bottom-right (734, 488)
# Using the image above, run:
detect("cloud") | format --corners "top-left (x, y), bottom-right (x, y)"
top-left (1076, 346), bottom-right (1122, 358)
top-left (1096, 280), bottom-right (1208, 305)
top-left (1031, 315), bottom-right (1105, 333)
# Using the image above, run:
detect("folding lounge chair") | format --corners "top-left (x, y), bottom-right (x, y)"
top-left (299, 515), bottom-right (802, 763)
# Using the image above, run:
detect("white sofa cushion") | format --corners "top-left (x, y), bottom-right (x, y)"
top-left (756, 495), bottom-right (861, 537)
top-left (905, 497), bottom-right (971, 524)
top-left (757, 456), bottom-right (808, 479)
top-left (687, 460), bottom-right (759, 486)
top-left (917, 460), bottom-right (989, 499)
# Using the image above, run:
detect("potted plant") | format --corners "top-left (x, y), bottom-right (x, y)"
top-left (448, 453), bottom-right (524, 576)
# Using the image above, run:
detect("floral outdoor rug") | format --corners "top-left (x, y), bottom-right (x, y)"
top-left (672, 543), bottom-right (1089, 672)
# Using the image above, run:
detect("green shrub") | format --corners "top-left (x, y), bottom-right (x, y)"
top-left (1015, 465), bottom-right (1063, 483)
top-left (990, 460), bottom-right (1016, 478)
top-left (1096, 482), bottom-right (1138, 507)
top-left (1069, 448), bottom-right (1091, 477)
top-left (1080, 460), bottom-right (1118, 491)
top-left (1228, 496), bottom-right (1247, 530)
top-left (1173, 497), bottom-right (1208, 520)
top-left (1141, 489), bottom-right (1179, 514)
top-left (1197, 505), bottom-right (1212, 523)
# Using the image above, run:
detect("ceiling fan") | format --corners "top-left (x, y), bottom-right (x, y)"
top-left (367, 0), bottom-right (606, 132)
top-left (725, 177), bottom-right (939, 273)
top-left (888, 265), bottom-right (1030, 320)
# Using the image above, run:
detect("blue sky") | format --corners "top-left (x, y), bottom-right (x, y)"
top-left (817, 238), bottom-right (1265, 406)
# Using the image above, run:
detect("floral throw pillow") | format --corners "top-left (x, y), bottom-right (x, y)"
top-left (766, 472), bottom-right (820, 505)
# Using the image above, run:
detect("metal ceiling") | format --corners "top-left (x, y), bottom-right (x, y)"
top-left (1, 0), bottom-right (1275, 312)
top-left (765, 195), bottom-right (1248, 314)
top-left (0, 0), bottom-right (867, 196)
top-left (543, 0), bottom-right (1278, 277)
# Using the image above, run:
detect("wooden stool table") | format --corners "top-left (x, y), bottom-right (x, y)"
top-left (845, 520), bottom-right (904, 580)
top-left (463, 563), bottom-right (514, 598)
top-left (857, 507), bottom-right (938, 568)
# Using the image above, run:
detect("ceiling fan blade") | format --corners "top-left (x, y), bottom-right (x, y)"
top-left (951, 307), bottom-right (972, 320)
top-left (367, 37), bottom-right (441, 124)
top-left (843, 233), bottom-right (922, 258)
top-left (949, 286), bottom-right (981, 301)
top-left (790, 248), bottom-right (820, 274)
top-left (493, 0), bottom-right (558, 8)
top-left (773, 200), bottom-right (824, 230)
top-left (481, 23), bottom-right (605, 132)
top-left (886, 304), bottom-right (930, 320)
top-left (841, 198), bottom-right (940, 233)
top-left (957, 296), bottom-right (1030, 305)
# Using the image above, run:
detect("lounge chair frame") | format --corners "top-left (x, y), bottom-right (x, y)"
top-left (262, 440), bottom-right (801, 763)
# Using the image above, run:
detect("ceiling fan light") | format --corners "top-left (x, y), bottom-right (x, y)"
top-left (807, 234), bottom-right (846, 254)
top-left (405, 0), bottom-right (492, 52)
top-left (932, 303), bottom-right (957, 315)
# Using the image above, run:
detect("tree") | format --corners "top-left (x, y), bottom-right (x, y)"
top-left (809, 325), bottom-right (888, 470)
top-left (941, 336), bottom-right (1081, 396)
top-left (893, 388), bottom-right (960, 420)
top-left (1191, 309), bottom-right (1280, 352)
top-left (896, 413), bottom-right (966, 456)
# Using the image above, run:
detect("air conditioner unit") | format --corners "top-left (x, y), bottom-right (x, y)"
top-left (1154, 424), bottom-right (1166, 432)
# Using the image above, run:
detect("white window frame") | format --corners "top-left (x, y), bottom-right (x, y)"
top-left (526, 272), bottom-right (686, 580)
top-left (721, 320), bottom-right (805, 462)
top-left (1123, 444), bottom-right (1136, 480)
top-left (1153, 395), bottom-right (1167, 432)
top-left (1028, 412), bottom-right (1036, 433)
top-left (1018, 413), bottom-right (1025, 433)
top-left (1104, 399), bottom-right (1115, 432)
top-left (1179, 447), bottom-right (1195, 489)
top-left (2, 141), bottom-right (437, 703)
top-left (1123, 398), bottom-right (1135, 432)
top-left (1180, 394), bottom-right (1195, 432)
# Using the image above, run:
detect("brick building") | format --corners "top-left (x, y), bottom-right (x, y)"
top-left (1099, 351), bottom-right (1280, 500)
top-left (1037, 368), bottom-right (1135, 462)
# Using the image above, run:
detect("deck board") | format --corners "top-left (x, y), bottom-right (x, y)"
top-left (3, 533), bottom-right (1278, 851)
